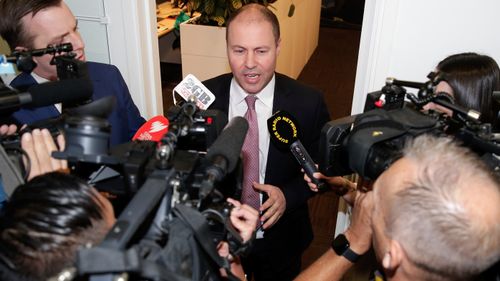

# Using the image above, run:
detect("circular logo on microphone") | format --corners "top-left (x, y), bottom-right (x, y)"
top-left (267, 110), bottom-right (300, 150)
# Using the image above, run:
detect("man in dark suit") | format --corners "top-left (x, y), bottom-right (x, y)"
top-left (0, 0), bottom-right (145, 146)
top-left (203, 4), bottom-right (330, 280)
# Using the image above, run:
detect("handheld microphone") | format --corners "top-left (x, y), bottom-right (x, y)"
top-left (267, 110), bottom-right (326, 191)
top-left (0, 78), bottom-right (93, 115)
top-left (132, 115), bottom-right (170, 141)
top-left (199, 116), bottom-right (249, 199)
top-left (173, 74), bottom-right (216, 110)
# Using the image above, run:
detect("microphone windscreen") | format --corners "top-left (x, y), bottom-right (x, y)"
top-left (206, 116), bottom-right (248, 173)
top-left (267, 110), bottom-right (300, 150)
top-left (133, 115), bottom-right (170, 141)
top-left (28, 78), bottom-right (93, 107)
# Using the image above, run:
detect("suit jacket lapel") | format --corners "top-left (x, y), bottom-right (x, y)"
top-left (272, 74), bottom-right (291, 114)
top-left (210, 74), bottom-right (232, 115)
top-left (10, 72), bottom-right (37, 91)
top-left (266, 74), bottom-right (290, 182)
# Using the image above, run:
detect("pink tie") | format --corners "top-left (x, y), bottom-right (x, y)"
top-left (241, 95), bottom-right (260, 211)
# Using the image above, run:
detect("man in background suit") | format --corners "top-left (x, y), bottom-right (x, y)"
top-left (204, 4), bottom-right (331, 280)
top-left (0, 0), bottom-right (145, 146)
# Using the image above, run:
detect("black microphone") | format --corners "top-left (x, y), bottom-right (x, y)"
top-left (267, 110), bottom-right (326, 191)
top-left (199, 116), bottom-right (249, 199)
top-left (0, 78), bottom-right (93, 115)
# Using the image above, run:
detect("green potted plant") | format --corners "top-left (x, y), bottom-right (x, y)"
top-left (181, 0), bottom-right (278, 27)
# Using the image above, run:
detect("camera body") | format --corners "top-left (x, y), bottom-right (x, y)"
top-left (319, 77), bottom-right (500, 180)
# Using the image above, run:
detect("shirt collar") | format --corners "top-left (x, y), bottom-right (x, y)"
top-left (31, 72), bottom-right (50, 84)
top-left (230, 74), bottom-right (275, 109)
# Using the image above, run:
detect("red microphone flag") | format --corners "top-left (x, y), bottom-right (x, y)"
top-left (132, 115), bottom-right (169, 141)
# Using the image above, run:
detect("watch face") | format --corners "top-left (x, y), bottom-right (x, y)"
top-left (332, 234), bottom-right (350, 255)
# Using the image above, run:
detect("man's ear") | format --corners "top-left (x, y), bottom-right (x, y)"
top-left (382, 240), bottom-right (404, 272)
top-left (275, 38), bottom-right (281, 55)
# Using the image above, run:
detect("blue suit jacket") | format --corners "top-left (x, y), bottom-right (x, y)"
top-left (9, 62), bottom-right (145, 146)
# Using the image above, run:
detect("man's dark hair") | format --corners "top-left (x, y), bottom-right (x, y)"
top-left (0, 0), bottom-right (62, 49)
top-left (0, 172), bottom-right (110, 280)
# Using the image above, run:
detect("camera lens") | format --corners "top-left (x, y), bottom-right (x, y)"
top-left (64, 115), bottom-right (110, 156)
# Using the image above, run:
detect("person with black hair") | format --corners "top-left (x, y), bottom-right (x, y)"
top-left (0, 172), bottom-right (115, 281)
top-left (0, 171), bottom-right (259, 280)
top-left (424, 52), bottom-right (500, 129)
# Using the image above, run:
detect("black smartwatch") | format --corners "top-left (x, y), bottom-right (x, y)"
top-left (331, 234), bottom-right (361, 263)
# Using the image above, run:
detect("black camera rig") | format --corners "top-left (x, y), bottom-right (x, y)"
top-left (1, 42), bottom-right (87, 81)
top-left (319, 75), bottom-right (500, 180)
top-left (45, 96), bottom-right (251, 280)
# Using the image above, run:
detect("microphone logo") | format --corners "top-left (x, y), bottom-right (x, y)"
top-left (150, 120), bottom-right (168, 133)
top-left (133, 115), bottom-right (170, 142)
top-left (267, 110), bottom-right (300, 149)
top-left (267, 110), bottom-right (325, 190)
top-left (173, 74), bottom-right (216, 110)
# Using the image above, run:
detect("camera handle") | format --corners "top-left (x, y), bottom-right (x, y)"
top-left (174, 204), bottom-right (241, 281)
top-left (76, 168), bottom-right (177, 280)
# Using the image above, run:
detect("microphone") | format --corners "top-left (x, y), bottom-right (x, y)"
top-left (267, 110), bottom-right (326, 191)
top-left (0, 78), bottom-right (93, 115)
top-left (199, 116), bottom-right (249, 199)
top-left (132, 115), bottom-right (170, 141)
top-left (173, 74), bottom-right (216, 110)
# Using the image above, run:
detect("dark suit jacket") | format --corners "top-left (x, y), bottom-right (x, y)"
top-left (204, 73), bottom-right (331, 259)
top-left (9, 62), bottom-right (145, 146)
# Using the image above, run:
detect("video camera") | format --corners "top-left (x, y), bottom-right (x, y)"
top-left (40, 93), bottom-right (250, 280)
top-left (0, 43), bottom-right (92, 193)
top-left (1, 42), bottom-right (252, 279)
top-left (319, 74), bottom-right (500, 180)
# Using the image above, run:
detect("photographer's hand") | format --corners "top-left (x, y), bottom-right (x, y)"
top-left (344, 190), bottom-right (374, 255)
top-left (21, 129), bottom-right (68, 180)
top-left (295, 191), bottom-right (374, 281)
top-left (304, 171), bottom-right (357, 203)
top-left (216, 198), bottom-right (258, 280)
top-left (227, 197), bottom-right (259, 242)
top-left (0, 124), bottom-right (17, 135)
top-left (217, 241), bottom-right (246, 280)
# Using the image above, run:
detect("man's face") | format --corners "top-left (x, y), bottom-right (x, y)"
top-left (227, 12), bottom-right (280, 94)
top-left (19, 2), bottom-right (85, 80)
top-left (371, 158), bottom-right (414, 262)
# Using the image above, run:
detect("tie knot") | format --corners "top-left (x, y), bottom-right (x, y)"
top-left (245, 95), bottom-right (257, 110)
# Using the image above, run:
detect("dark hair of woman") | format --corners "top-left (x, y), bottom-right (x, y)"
top-left (437, 52), bottom-right (500, 129)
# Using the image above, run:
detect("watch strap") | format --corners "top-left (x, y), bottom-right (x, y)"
top-left (332, 234), bottom-right (361, 263)
top-left (341, 247), bottom-right (360, 263)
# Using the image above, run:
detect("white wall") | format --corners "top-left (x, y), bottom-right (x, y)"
top-left (66, 0), bottom-right (163, 119)
top-left (352, 0), bottom-right (500, 115)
